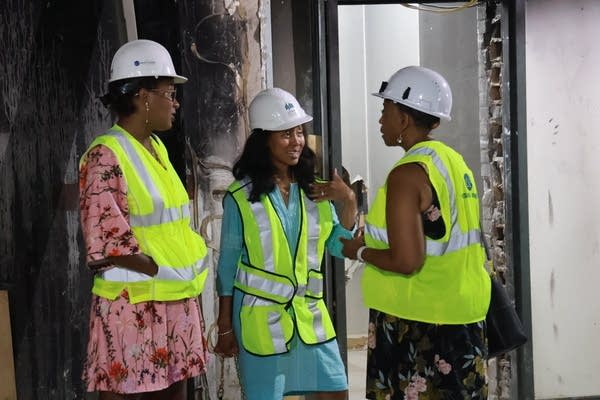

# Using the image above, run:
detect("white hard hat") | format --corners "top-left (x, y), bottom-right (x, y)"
top-left (109, 39), bottom-right (187, 84)
top-left (373, 66), bottom-right (452, 121)
top-left (249, 88), bottom-right (313, 131)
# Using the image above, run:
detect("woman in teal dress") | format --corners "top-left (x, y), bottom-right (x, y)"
top-left (214, 88), bottom-right (357, 400)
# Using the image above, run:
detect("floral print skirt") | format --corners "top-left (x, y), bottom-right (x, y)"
top-left (83, 291), bottom-right (209, 394)
top-left (366, 309), bottom-right (487, 400)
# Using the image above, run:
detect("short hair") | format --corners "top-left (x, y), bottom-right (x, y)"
top-left (394, 102), bottom-right (440, 131)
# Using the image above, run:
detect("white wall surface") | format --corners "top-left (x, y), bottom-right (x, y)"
top-left (526, 1), bottom-right (600, 398)
top-left (338, 5), bottom-right (419, 336)
top-left (339, 5), bottom-right (420, 201)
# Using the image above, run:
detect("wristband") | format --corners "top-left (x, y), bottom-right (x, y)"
top-left (356, 246), bottom-right (367, 263)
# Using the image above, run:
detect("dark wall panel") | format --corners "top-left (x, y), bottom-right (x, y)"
top-left (0, 0), bottom-right (251, 398)
top-left (178, 0), bottom-right (246, 161)
top-left (0, 1), bottom-right (124, 398)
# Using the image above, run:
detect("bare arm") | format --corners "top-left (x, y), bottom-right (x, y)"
top-left (214, 295), bottom-right (239, 357)
top-left (106, 254), bottom-right (159, 276)
top-left (341, 163), bottom-right (432, 274)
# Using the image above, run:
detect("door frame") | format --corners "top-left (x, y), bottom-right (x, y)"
top-left (317, 1), bottom-right (533, 397)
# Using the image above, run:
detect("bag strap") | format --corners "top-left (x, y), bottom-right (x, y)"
top-left (479, 223), bottom-right (496, 277)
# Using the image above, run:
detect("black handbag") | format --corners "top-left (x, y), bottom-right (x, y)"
top-left (486, 275), bottom-right (528, 358)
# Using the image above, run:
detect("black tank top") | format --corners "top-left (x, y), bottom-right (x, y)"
top-left (422, 186), bottom-right (445, 240)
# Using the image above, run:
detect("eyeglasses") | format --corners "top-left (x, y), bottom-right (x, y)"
top-left (150, 89), bottom-right (177, 101)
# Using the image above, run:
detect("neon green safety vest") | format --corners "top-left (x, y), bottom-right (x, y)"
top-left (362, 140), bottom-right (491, 324)
top-left (229, 179), bottom-right (337, 356)
top-left (81, 125), bottom-right (208, 304)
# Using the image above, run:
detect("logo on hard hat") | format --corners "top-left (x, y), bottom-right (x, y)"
top-left (284, 102), bottom-right (295, 111)
top-left (133, 60), bottom-right (157, 66)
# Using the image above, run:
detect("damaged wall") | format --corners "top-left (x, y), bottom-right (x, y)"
top-left (0, 0), bottom-right (264, 398)
top-left (175, 1), bottom-right (265, 398)
top-left (477, 2), bottom-right (516, 399)
top-left (0, 1), bottom-right (120, 398)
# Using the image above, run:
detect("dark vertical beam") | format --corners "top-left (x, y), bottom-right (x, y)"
top-left (133, 0), bottom-right (187, 183)
top-left (316, 0), bottom-right (348, 370)
top-left (503, 0), bottom-right (534, 398)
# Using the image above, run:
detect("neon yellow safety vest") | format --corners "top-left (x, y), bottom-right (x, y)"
top-left (362, 140), bottom-right (491, 324)
top-left (80, 125), bottom-right (208, 304)
top-left (229, 179), bottom-right (337, 356)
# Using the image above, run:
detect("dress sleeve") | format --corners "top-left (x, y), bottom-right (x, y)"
top-left (325, 202), bottom-right (353, 259)
top-left (79, 144), bottom-right (141, 271)
top-left (216, 193), bottom-right (244, 296)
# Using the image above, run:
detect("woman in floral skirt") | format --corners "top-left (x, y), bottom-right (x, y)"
top-left (341, 66), bottom-right (490, 400)
top-left (79, 39), bottom-right (209, 399)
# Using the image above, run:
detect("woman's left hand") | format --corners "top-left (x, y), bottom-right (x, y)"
top-left (310, 168), bottom-right (355, 203)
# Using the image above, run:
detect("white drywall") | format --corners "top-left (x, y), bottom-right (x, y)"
top-left (526, 1), bottom-right (600, 398)
top-left (338, 5), bottom-right (419, 336)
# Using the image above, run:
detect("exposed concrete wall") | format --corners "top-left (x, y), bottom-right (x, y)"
top-left (181, 1), bottom-right (265, 398)
top-left (0, 0), bottom-right (264, 398)
top-left (419, 6), bottom-right (481, 193)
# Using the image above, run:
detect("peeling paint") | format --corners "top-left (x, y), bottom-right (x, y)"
top-left (224, 0), bottom-right (240, 15)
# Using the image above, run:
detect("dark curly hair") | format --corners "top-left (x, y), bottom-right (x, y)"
top-left (233, 127), bottom-right (317, 202)
top-left (100, 76), bottom-right (171, 117)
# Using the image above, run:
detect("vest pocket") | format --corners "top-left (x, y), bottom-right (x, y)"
top-left (239, 294), bottom-right (294, 355)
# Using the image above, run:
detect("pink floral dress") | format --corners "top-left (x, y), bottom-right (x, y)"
top-left (79, 144), bottom-right (209, 394)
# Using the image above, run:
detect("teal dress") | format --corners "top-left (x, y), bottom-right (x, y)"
top-left (216, 183), bottom-right (350, 399)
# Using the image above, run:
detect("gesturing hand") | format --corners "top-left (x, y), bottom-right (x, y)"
top-left (310, 168), bottom-right (355, 203)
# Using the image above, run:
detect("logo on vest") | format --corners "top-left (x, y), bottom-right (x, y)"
top-left (464, 173), bottom-right (473, 191)
top-left (461, 173), bottom-right (477, 199)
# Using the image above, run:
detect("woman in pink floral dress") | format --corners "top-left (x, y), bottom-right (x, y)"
top-left (79, 40), bottom-right (209, 399)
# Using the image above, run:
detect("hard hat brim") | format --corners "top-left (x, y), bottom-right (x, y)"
top-left (256, 115), bottom-right (313, 132)
top-left (109, 74), bottom-right (188, 84)
top-left (371, 92), bottom-right (451, 121)
top-left (173, 75), bottom-right (188, 84)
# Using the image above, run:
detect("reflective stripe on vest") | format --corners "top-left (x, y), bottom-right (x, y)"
top-left (308, 300), bottom-right (326, 341)
top-left (362, 140), bottom-right (490, 324)
top-left (305, 197), bottom-right (320, 272)
top-left (230, 180), bottom-right (336, 354)
top-left (365, 145), bottom-right (481, 256)
top-left (84, 127), bottom-right (208, 303)
top-left (243, 295), bottom-right (288, 353)
top-left (248, 189), bottom-right (275, 273)
top-left (236, 182), bottom-right (323, 277)
top-left (101, 257), bottom-right (208, 282)
top-left (235, 264), bottom-right (295, 303)
top-left (106, 130), bottom-right (190, 227)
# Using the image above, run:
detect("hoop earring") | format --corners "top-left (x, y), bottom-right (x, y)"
top-left (145, 102), bottom-right (150, 125)
top-left (396, 136), bottom-right (402, 144)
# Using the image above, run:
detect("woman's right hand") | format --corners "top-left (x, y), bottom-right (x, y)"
top-left (107, 254), bottom-right (159, 276)
top-left (340, 228), bottom-right (365, 260)
top-left (214, 329), bottom-right (239, 358)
